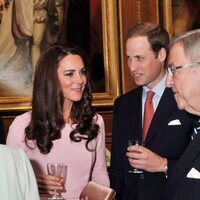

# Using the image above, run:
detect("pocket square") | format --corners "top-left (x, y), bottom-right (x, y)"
top-left (187, 168), bottom-right (200, 179)
top-left (168, 119), bottom-right (181, 126)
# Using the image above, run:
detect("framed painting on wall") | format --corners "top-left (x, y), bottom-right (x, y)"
top-left (0, 0), bottom-right (120, 111)
top-left (159, 0), bottom-right (200, 38)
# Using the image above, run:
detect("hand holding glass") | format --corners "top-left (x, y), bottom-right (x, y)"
top-left (47, 163), bottom-right (68, 200)
top-left (128, 140), bottom-right (144, 174)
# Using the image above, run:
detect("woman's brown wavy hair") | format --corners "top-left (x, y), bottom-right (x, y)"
top-left (25, 43), bottom-right (99, 154)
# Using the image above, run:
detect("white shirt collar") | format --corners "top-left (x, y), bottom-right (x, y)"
top-left (143, 71), bottom-right (167, 97)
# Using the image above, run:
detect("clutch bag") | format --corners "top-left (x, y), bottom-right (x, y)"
top-left (79, 181), bottom-right (116, 200)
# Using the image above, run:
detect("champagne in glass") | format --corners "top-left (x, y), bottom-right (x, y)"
top-left (128, 140), bottom-right (144, 174)
top-left (47, 163), bottom-right (68, 200)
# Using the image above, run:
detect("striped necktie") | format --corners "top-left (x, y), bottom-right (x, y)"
top-left (191, 121), bottom-right (200, 140)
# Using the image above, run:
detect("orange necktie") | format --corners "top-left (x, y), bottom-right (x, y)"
top-left (142, 90), bottom-right (155, 141)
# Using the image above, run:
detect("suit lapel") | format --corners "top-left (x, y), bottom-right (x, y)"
top-left (145, 88), bottom-right (176, 143)
top-left (177, 134), bottom-right (200, 174)
top-left (166, 134), bottom-right (200, 197)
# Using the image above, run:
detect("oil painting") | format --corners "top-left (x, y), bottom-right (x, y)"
top-left (0, 0), bottom-right (120, 110)
top-left (0, 0), bottom-right (66, 96)
top-left (160, 0), bottom-right (200, 37)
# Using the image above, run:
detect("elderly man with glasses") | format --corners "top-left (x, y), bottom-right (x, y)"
top-left (165, 29), bottom-right (200, 200)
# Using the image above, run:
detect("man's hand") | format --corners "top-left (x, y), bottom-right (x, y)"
top-left (126, 145), bottom-right (167, 173)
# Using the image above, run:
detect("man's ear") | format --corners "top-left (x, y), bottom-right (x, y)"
top-left (158, 47), bottom-right (167, 62)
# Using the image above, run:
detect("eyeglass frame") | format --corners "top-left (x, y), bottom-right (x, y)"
top-left (167, 61), bottom-right (200, 77)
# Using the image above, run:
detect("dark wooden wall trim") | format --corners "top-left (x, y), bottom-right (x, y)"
top-left (98, 110), bottom-right (113, 150)
top-left (1, 111), bottom-right (25, 140)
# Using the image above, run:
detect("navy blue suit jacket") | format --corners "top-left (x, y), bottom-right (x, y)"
top-left (110, 87), bottom-right (196, 200)
top-left (164, 133), bottom-right (200, 200)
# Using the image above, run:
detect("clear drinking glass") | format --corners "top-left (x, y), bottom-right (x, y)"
top-left (47, 163), bottom-right (68, 200)
top-left (128, 140), bottom-right (144, 174)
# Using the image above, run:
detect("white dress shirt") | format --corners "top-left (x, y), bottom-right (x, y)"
top-left (142, 72), bottom-right (167, 125)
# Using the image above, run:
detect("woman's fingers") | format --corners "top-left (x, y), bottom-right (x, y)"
top-left (36, 174), bottom-right (64, 195)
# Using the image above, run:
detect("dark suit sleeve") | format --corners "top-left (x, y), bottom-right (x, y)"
top-left (166, 159), bottom-right (176, 178)
top-left (110, 99), bottom-right (125, 199)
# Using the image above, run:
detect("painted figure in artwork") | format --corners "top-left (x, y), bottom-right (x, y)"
top-left (0, 0), bottom-right (66, 96)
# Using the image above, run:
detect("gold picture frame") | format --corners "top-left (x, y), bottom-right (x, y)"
top-left (159, 0), bottom-right (173, 38)
top-left (161, 0), bottom-right (200, 38)
top-left (0, 0), bottom-right (120, 111)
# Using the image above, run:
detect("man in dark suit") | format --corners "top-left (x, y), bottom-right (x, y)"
top-left (109, 23), bottom-right (196, 200)
top-left (164, 29), bottom-right (200, 200)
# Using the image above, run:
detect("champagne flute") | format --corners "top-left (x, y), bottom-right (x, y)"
top-left (128, 140), bottom-right (144, 174)
top-left (47, 163), bottom-right (68, 200)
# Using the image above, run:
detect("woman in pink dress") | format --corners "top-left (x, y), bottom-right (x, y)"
top-left (6, 43), bottom-right (109, 199)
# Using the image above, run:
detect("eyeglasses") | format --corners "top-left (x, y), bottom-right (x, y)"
top-left (167, 61), bottom-right (200, 77)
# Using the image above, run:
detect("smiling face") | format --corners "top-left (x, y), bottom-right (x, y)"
top-left (57, 54), bottom-right (87, 108)
top-left (126, 36), bottom-right (166, 89)
top-left (166, 42), bottom-right (200, 115)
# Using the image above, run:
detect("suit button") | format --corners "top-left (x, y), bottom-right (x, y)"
top-left (140, 174), bottom-right (144, 179)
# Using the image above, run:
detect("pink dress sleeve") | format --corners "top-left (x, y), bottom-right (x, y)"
top-left (91, 114), bottom-right (110, 187)
top-left (6, 112), bottom-right (31, 150)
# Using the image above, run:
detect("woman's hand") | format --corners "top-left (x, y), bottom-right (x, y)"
top-left (36, 174), bottom-right (65, 196)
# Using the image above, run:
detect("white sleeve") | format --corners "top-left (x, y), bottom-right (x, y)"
top-left (19, 149), bottom-right (40, 200)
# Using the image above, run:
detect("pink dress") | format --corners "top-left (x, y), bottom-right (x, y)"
top-left (6, 111), bottom-right (109, 200)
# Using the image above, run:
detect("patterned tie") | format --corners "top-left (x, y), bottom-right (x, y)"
top-left (142, 90), bottom-right (155, 142)
top-left (191, 121), bottom-right (200, 140)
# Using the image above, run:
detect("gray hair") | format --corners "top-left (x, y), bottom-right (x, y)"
top-left (170, 29), bottom-right (200, 62)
